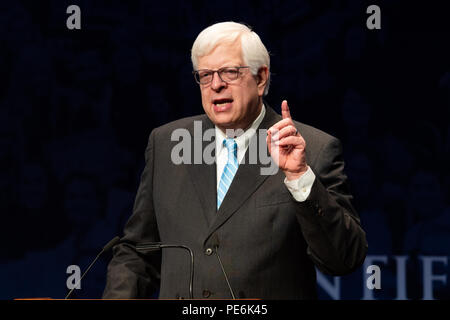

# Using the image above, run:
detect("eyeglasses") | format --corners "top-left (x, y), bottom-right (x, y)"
top-left (193, 66), bottom-right (250, 85)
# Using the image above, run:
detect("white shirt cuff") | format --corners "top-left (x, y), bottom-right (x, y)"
top-left (284, 166), bottom-right (316, 202)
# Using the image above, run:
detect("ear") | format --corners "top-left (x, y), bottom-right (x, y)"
top-left (256, 66), bottom-right (269, 96)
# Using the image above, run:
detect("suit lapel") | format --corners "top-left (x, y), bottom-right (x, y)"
top-left (205, 106), bottom-right (282, 240)
top-left (186, 116), bottom-right (217, 227)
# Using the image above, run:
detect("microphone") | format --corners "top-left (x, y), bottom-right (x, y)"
top-left (211, 234), bottom-right (236, 299)
top-left (65, 236), bottom-right (121, 299)
top-left (135, 242), bottom-right (194, 299)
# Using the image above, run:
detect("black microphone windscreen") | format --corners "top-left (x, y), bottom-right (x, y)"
top-left (211, 234), bottom-right (220, 248)
top-left (103, 236), bottom-right (121, 251)
top-left (135, 242), bottom-right (162, 251)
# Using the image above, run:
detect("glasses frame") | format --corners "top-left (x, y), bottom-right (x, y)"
top-left (193, 66), bottom-right (250, 85)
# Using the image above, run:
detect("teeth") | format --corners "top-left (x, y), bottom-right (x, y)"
top-left (216, 102), bottom-right (230, 106)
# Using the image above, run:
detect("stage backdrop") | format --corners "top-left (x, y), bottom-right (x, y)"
top-left (0, 0), bottom-right (449, 300)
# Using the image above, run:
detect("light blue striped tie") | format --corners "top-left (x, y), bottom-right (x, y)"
top-left (217, 138), bottom-right (238, 210)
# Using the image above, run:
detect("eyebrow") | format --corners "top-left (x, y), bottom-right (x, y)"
top-left (196, 63), bottom-right (243, 70)
top-left (198, 66), bottom-right (232, 70)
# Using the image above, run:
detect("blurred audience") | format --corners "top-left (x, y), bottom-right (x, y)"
top-left (0, 0), bottom-right (448, 299)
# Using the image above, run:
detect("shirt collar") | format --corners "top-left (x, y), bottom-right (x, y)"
top-left (215, 104), bottom-right (266, 155)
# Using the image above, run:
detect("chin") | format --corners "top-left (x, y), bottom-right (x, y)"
top-left (211, 114), bottom-right (233, 125)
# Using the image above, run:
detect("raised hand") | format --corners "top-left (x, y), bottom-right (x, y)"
top-left (266, 100), bottom-right (308, 180)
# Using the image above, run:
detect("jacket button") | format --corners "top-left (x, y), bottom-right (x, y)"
top-left (202, 290), bottom-right (211, 298)
top-left (205, 248), bottom-right (213, 256)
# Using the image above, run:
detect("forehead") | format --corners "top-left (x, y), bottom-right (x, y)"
top-left (197, 41), bottom-right (244, 69)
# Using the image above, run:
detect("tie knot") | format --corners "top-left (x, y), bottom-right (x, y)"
top-left (223, 138), bottom-right (237, 158)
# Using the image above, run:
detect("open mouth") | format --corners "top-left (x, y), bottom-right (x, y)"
top-left (213, 98), bottom-right (233, 106)
top-left (213, 98), bottom-right (233, 112)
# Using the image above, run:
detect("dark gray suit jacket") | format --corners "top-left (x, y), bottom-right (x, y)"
top-left (103, 106), bottom-right (367, 299)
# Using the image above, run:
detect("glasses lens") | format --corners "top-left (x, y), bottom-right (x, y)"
top-left (196, 70), bottom-right (212, 84)
top-left (220, 68), bottom-right (239, 82)
top-left (194, 67), bottom-right (245, 84)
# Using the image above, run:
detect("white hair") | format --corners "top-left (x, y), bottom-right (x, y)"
top-left (191, 21), bottom-right (271, 96)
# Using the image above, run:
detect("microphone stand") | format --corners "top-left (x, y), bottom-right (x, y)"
top-left (136, 243), bottom-right (194, 299)
top-left (214, 244), bottom-right (236, 299)
top-left (65, 236), bottom-right (121, 299)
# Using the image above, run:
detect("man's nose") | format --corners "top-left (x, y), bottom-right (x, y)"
top-left (211, 71), bottom-right (226, 91)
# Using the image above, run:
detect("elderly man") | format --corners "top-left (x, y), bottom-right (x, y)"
top-left (103, 22), bottom-right (367, 299)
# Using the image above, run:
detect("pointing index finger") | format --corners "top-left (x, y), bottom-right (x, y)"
top-left (281, 100), bottom-right (291, 119)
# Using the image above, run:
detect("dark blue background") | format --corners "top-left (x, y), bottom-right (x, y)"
top-left (0, 0), bottom-right (449, 299)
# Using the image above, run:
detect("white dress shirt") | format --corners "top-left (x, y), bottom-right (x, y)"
top-left (215, 104), bottom-right (316, 202)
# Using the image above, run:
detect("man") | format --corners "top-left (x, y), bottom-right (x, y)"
top-left (103, 22), bottom-right (367, 299)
